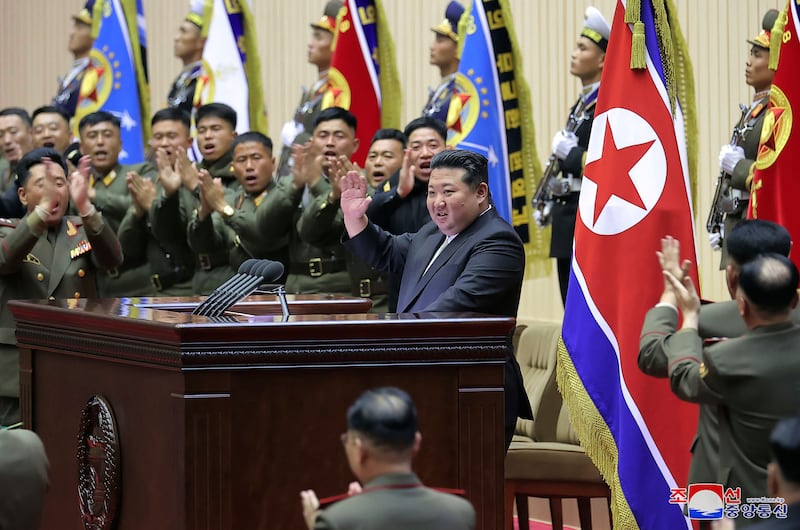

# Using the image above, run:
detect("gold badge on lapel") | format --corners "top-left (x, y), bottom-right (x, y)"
top-left (70, 240), bottom-right (92, 259)
top-left (698, 362), bottom-right (708, 378)
top-left (66, 219), bottom-right (79, 237)
top-left (23, 253), bottom-right (41, 265)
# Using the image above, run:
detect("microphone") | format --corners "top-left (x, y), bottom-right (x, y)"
top-left (201, 259), bottom-right (286, 317)
top-left (192, 259), bottom-right (259, 316)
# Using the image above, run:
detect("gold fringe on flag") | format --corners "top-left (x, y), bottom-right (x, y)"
top-left (121, 0), bottom-right (150, 143)
top-left (625, 0), bottom-right (646, 69)
top-left (557, 337), bottom-right (640, 529)
top-left (375, 0), bottom-right (402, 130)
top-left (89, 0), bottom-right (104, 39)
top-left (769, 1), bottom-right (789, 71)
top-left (239, 0), bottom-right (268, 134)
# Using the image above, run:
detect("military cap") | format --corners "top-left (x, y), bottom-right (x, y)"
top-left (770, 415), bottom-right (800, 484)
top-left (71, 0), bottom-right (95, 26)
top-left (186, 0), bottom-right (205, 30)
top-left (748, 9), bottom-right (780, 49)
top-left (310, 1), bottom-right (343, 33)
top-left (431, 1), bottom-right (465, 43)
top-left (581, 6), bottom-right (611, 51)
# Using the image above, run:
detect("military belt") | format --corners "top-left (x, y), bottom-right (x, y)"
top-left (196, 252), bottom-right (230, 271)
top-left (292, 258), bottom-right (347, 278)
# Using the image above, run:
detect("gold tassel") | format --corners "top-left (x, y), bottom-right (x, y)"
top-left (769, 4), bottom-right (789, 71)
top-left (625, 0), bottom-right (640, 23)
top-left (630, 22), bottom-right (647, 69)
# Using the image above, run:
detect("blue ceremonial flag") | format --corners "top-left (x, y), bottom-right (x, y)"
top-left (450, 0), bottom-right (539, 253)
top-left (74, 0), bottom-right (150, 163)
top-left (558, 0), bottom-right (699, 528)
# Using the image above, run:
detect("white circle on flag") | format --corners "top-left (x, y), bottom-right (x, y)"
top-left (579, 107), bottom-right (667, 235)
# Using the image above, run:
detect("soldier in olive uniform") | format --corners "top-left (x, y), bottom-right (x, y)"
top-left (31, 106), bottom-right (73, 155)
top-left (546, 6), bottom-right (609, 305)
top-left (421, 1), bottom-right (464, 123)
top-left (77, 111), bottom-right (157, 297)
top-left (0, 148), bottom-right (122, 426)
top-left (0, 109), bottom-right (34, 195)
top-left (276, 1), bottom-right (343, 180)
top-left (188, 132), bottom-right (291, 292)
top-left (710, 9), bottom-right (779, 269)
top-left (166, 3), bottom-right (206, 117)
top-left (277, 107), bottom-right (357, 295)
top-left (52, 1), bottom-right (95, 119)
top-left (151, 103), bottom-right (240, 295)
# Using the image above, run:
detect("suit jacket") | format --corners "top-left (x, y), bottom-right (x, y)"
top-left (665, 321), bottom-right (800, 508)
top-left (314, 472), bottom-right (474, 530)
top-left (638, 305), bottom-right (719, 486)
top-left (0, 212), bottom-right (122, 397)
top-left (344, 207), bottom-right (534, 445)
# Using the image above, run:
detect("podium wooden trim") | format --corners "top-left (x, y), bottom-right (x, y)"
top-left (11, 296), bottom-right (511, 530)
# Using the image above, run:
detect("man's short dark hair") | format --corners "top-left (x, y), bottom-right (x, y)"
top-left (232, 131), bottom-right (273, 153)
top-left (78, 111), bottom-right (121, 133)
top-left (16, 147), bottom-right (67, 187)
top-left (195, 103), bottom-right (237, 130)
top-left (370, 128), bottom-right (407, 149)
top-left (151, 107), bottom-right (191, 131)
top-left (31, 106), bottom-right (70, 125)
top-left (313, 107), bottom-right (357, 133)
top-left (347, 387), bottom-right (417, 451)
top-left (0, 107), bottom-right (32, 127)
top-left (727, 220), bottom-right (792, 267)
top-left (430, 149), bottom-right (488, 190)
top-left (738, 253), bottom-right (799, 315)
top-left (770, 415), bottom-right (800, 485)
top-left (403, 117), bottom-right (446, 143)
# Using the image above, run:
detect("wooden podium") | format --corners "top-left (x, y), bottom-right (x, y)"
top-left (10, 296), bottom-right (512, 530)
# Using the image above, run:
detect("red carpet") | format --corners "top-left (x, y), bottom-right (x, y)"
top-left (512, 515), bottom-right (580, 530)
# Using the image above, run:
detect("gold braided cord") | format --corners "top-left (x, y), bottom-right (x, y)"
top-left (200, 0), bottom-right (214, 39)
top-left (662, 0), bottom-right (699, 212)
top-left (375, 0), bottom-right (402, 130)
top-left (239, 0), bottom-right (268, 134)
top-left (769, 1), bottom-right (790, 71)
top-left (121, 0), bottom-right (151, 143)
top-left (499, 0), bottom-right (550, 278)
top-left (556, 338), bottom-right (639, 529)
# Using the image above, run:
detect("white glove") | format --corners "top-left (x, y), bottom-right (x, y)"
top-left (708, 231), bottom-right (722, 251)
top-left (719, 145), bottom-right (745, 175)
top-left (281, 120), bottom-right (304, 147)
top-left (533, 202), bottom-right (552, 228)
top-left (552, 131), bottom-right (578, 161)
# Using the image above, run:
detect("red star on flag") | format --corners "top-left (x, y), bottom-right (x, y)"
top-left (761, 105), bottom-right (786, 153)
top-left (447, 93), bottom-right (471, 133)
top-left (80, 65), bottom-right (106, 103)
top-left (584, 119), bottom-right (653, 224)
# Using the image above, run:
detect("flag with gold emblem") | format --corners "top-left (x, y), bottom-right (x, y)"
top-left (450, 0), bottom-right (541, 270)
top-left (73, 0), bottom-right (150, 163)
top-left (194, 0), bottom-right (266, 134)
top-left (326, 0), bottom-right (401, 166)
top-left (748, 0), bottom-right (799, 266)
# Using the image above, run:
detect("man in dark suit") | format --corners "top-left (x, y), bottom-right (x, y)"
top-left (663, 252), bottom-right (800, 515)
top-left (300, 387), bottom-right (475, 530)
top-left (0, 428), bottom-right (48, 530)
top-left (341, 149), bottom-right (532, 449)
top-left (751, 415), bottom-right (800, 528)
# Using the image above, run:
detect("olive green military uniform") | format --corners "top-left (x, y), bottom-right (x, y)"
top-left (91, 162), bottom-right (158, 298)
top-left (0, 209), bottom-right (122, 425)
top-left (0, 158), bottom-right (12, 194)
top-left (187, 180), bottom-right (292, 290)
top-left (720, 96), bottom-right (770, 268)
top-left (0, 429), bottom-right (49, 529)
top-left (276, 77), bottom-right (332, 180)
top-left (273, 178), bottom-right (350, 295)
top-left (150, 152), bottom-right (240, 295)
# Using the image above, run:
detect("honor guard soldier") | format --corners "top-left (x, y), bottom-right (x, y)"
top-left (421, 1), bottom-right (465, 123)
top-left (709, 9), bottom-right (779, 269)
top-left (276, 1), bottom-right (343, 181)
top-left (52, 1), bottom-right (95, 119)
top-left (167, 1), bottom-right (206, 117)
top-left (77, 111), bottom-right (158, 297)
top-left (546, 6), bottom-right (609, 305)
top-left (0, 148), bottom-right (122, 427)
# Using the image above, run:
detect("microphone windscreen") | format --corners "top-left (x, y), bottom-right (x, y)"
top-left (238, 258), bottom-right (259, 274)
top-left (256, 260), bottom-right (285, 283)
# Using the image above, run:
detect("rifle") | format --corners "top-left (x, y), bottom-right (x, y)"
top-left (706, 104), bottom-right (750, 235)
top-left (532, 99), bottom-right (588, 228)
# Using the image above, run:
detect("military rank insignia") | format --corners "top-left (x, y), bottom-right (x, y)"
top-left (66, 219), bottom-right (79, 237)
top-left (23, 253), bottom-right (41, 265)
top-left (70, 240), bottom-right (92, 259)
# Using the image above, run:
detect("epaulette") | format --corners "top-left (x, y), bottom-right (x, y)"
top-left (0, 218), bottom-right (18, 228)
